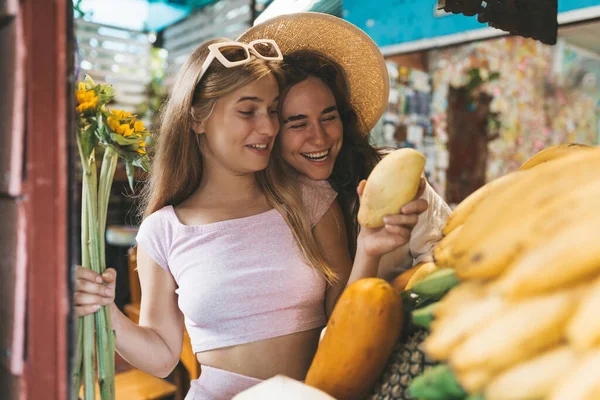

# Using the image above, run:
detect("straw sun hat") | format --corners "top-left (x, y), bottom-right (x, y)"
top-left (237, 12), bottom-right (389, 133)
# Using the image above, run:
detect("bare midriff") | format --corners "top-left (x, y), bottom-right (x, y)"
top-left (196, 327), bottom-right (322, 381)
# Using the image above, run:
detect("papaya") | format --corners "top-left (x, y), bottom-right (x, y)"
top-left (305, 278), bottom-right (404, 399)
top-left (391, 264), bottom-right (422, 293)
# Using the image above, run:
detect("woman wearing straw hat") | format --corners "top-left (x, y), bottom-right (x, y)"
top-left (238, 12), bottom-right (451, 279)
top-left (73, 27), bottom-right (428, 400)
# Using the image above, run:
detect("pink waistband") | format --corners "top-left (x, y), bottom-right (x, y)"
top-left (185, 365), bottom-right (263, 400)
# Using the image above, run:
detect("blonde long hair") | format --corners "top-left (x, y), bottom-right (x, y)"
top-left (139, 39), bottom-right (336, 283)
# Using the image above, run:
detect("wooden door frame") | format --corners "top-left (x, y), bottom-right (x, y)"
top-left (22, 0), bottom-right (72, 399)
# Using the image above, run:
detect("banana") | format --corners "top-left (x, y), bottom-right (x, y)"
top-left (442, 171), bottom-right (525, 236)
top-left (519, 143), bottom-right (593, 171)
top-left (446, 148), bottom-right (600, 268)
top-left (455, 368), bottom-right (491, 394)
top-left (454, 176), bottom-right (600, 280)
top-left (567, 275), bottom-right (600, 350)
top-left (405, 262), bottom-right (439, 290)
top-left (424, 294), bottom-right (506, 361)
top-left (449, 290), bottom-right (577, 372)
top-left (484, 346), bottom-right (578, 400)
top-left (433, 225), bottom-right (463, 268)
top-left (433, 280), bottom-right (488, 319)
top-left (548, 349), bottom-right (600, 400)
top-left (495, 213), bottom-right (600, 299)
top-left (410, 268), bottom-right (460, 298)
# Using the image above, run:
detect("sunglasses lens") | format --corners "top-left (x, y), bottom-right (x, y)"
top-left (220, 45), bottom-right (249, 62)
top-left (252, 42), bottom-right (279, 58)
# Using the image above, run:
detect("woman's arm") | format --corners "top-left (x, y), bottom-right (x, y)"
top-left (312, 200), bottom-right (354, 318)
top-left (315, 195), bottom-right (428, 317)
top-left (75, 246), bottom-right (185, 378)
top-left (377, 179), bottom-right (448, 279)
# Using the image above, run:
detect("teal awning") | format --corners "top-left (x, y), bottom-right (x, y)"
top-left (75, 0), bottom-right (339, 32)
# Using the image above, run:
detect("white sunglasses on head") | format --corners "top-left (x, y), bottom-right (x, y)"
top-left (197, 39), bottom-right (283, 83)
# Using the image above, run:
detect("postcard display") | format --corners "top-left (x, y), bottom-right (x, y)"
top-left (371, 63), bottom-right (447, 197)
top-left (428, 36), bottom-right (600, 185)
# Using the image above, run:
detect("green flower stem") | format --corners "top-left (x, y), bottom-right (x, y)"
top-left (96, 147), bottom-right (118, 400)
top-left (72, 156), bottom-right (91, 399)
top-left (98, 146), bottom-right (118, 272)
top-left (91, 148), bottom-right (117, 400)
top-left (83, 314), bottom-right (96, 400)
top-left (77, 135), bottom-right (116, 400)
top-left (77, 137), bottom-right (97, 400)
top-left (71, 313), bottom-right (83, 400)
top-left (83, 175), bottom-right (96, 400)
top-left (95, 309), bottom-right (114, 399)
top-left (86, 152), bottom-right (102, 275)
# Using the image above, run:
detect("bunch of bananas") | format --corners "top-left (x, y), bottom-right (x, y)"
top-left (409, 144), bottom-right (600, 400)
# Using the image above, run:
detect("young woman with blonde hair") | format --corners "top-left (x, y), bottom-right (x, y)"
top-left (73, 33), bottom-right (426, 398)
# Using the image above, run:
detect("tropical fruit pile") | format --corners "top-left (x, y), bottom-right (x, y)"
top-left (409, 144), bottom-right (600, 400)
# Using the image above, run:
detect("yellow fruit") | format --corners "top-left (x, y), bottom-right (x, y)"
top-left (358, 148), bottom-right (425, 228)
top-left (485, 346), bottom-right (578, 400)
top-left (495, 213), bottom-right (600, 299)
top-left (450, 290), bottom-right (577, 372)
top-left (567, 275), bottom-right (600, 350)
top-left (433, 280), bottom-right (488, 319)
top-left (424, 294), bottom-right (506, 361)
top-left (446, 149), bottom-right (600, 267)
top-left (456, 368), bottom-right (491, 394)
top-left (548, 349), bottom-right (600, 400)
top-left (519, 143), bottom-right (593, 171)
top-left (405, 262), bottom-right (439, 290)
top-left (390, 264), bottom-right (421, 293)
top-left (434, 225), bottom-right (463, 268)
top-left (455, 176), bottom-right (600, 280)
top-left (442, 171), bottom-right (525, 236)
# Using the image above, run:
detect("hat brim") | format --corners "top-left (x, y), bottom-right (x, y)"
top-left (237, 12), bottom-right (389, 134)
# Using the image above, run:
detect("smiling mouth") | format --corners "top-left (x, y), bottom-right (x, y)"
top-left (300, 149), bottom-right (330, 162)
top-left (247, 143), bottom-right (269, 151)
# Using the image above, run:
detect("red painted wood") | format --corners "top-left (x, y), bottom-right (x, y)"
top-left (22, 0), bottom-right (70, 399)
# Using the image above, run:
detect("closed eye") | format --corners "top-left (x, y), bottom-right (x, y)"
top-left (289, 123), bottom-right (306, 129)
top-left (239, 110), bottom-right (254, 116)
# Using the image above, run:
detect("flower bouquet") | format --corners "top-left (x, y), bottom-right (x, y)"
top-left (72, 75), bottom-right (150, 400)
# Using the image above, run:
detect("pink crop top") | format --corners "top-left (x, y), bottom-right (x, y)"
top-left (135, 180), bottom-right (337, 353)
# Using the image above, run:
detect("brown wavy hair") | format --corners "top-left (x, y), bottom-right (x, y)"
top-left (139, 40), bottom-right (335, 283)
top-left (280, 50), bottom-right (382, 258)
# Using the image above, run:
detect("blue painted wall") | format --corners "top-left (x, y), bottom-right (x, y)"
top-left (343, 0), bottom-right (600, 47)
